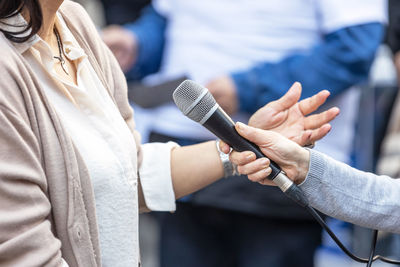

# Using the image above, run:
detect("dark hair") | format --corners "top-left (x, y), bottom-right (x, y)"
top-left (0, 0), bottom-right (43, 43)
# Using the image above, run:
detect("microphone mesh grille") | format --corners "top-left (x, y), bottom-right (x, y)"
top-left (173, 80), bottom-right (217, 123)
top-left (186, 91), bottom-right (216, 123)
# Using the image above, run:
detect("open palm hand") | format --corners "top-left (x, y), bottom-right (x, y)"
top-left (248, 82), bottom-right (339, 146)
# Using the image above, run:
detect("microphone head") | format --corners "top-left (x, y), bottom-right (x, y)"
top-left (173, 80), bottom-right (219, 124)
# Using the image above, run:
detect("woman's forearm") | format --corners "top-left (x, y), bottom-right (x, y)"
top-left (301, 150), bottom-right (400, 234)
top-left (170, 141), bottom-right (224, 199)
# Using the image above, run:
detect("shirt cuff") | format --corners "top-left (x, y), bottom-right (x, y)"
top-left (139, 142), bottom-right (179, 211)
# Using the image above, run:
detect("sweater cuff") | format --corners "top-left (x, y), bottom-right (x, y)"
top-left (298, 149), bottom-right (327, 198)
top-left (139, 142), bottom-right (179, 211)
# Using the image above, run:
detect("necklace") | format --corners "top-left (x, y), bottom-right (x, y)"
top-left (53, 28), bottom-right (70, 76)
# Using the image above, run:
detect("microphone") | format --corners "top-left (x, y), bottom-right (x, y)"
top-left (172, 80), bottom-right (308, 206)
top-left (173, 80), bottom-right (400, 266)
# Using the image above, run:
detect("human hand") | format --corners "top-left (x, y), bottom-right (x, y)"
top-left (206, 76), bottom-right (238, 115)
top-left (220, 123), bottom-right (310, 186)
top-left (249, 82), bottom-right (339, 146)
top-left (102, 25), bottom-right (138, 72)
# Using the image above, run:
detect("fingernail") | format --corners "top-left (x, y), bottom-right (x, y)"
top-left (236, 122), bottom-right (246, 132)
top-left (264, 167), bottom-right (271, 174)
top-left (246, 152), bottom-right (255, 160)
top-left (261, 158), bottom-right (269, 167)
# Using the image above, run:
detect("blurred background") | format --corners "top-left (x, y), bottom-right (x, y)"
top-left (74, 0), bottom-right (399, 266)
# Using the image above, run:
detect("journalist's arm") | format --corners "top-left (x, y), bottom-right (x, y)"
top-left (226, 124), bottom-right (400, 233)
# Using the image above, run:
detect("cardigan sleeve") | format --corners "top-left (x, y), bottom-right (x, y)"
top-left (0, 105), bottom-right (64, 266)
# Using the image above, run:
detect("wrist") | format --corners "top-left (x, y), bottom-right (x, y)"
top-left (295, 148), bottom-right (310, 184)
top-left (215, 140), bottom-right (238, 178)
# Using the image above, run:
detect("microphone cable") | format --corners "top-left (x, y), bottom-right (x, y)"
top-left (171, 80), bottom-right (400, 266)
top-left (282, 182), bottom-right (400, 266)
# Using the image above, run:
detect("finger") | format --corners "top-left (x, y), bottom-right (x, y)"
top-left (267, 82), bottom-right (302, 112)
top-left (308, 124), bottom-right (332, 143)
top-left (237, 157), bottom-right (270, 176)
top-left (304, 107), bottom-right (339, 129)
top-left (229, 150), bottom-right (256, 165)
top-left (259, 177), bottom-right (276, 186)
top-left (218, 140), bottom-right (231, 154)
top-left (295, 130), bottom-right (313, 147)
top-left (247, 167), bottom-right (272, 183)
top-left (297, 124), bottom-right (332, 145)
top-left (235, 122), bottom-right (280, 147)
top-left (299, 90), bottom-right (330, 115)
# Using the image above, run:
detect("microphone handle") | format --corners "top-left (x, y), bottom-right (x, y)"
top-left (203, 108), bottom-right (281, 180)
top-left (203, 108), bottom-right (310, 207)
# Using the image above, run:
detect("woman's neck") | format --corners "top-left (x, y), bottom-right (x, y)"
top-left (37, 0), bottom-right (64, 42)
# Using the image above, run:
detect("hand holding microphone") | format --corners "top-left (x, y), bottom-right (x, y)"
top-left (217, 81), bottom-right (339, 185)
top-left (221, 123), bottom-right (311, 186)
top-left (173, 80), bottom-right (339, 205)
top-left (173, 80), bottom-right (284, 181)
top-left (173, 80), bottom-right (400, 266)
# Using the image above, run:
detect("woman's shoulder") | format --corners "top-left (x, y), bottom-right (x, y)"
top-left (0, 36), bottom-right (37, 116)
top-left (0, 36), bottom-right (26, 88)
top-left (59, 1), bottom-right (100, 45)
top-left (59, 1), bottom-right (127, 96)
top-left (0, 37), bottom-right (21, 72)
top-left (59, 1), bottom-right (131, 119)
top-left (59, 0), bottom-right (89, 18)
top-left (58, 1), bottom-right (114, 80)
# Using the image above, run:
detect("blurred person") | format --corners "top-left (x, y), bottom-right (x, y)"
top-left (0, 1), bottom-right (337, 266)
top-left (102, 1), bottom-right (386, 266)
top-left (224, 123), bottom-right (400, 234)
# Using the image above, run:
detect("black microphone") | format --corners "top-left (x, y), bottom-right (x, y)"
top-left (173, 80), bottom-right (400, 266)
top-left (172, 80), bottom-right (309, 206)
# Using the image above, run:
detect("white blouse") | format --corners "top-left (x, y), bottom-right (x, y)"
top-left (4, 13), bottom-right (177, 267)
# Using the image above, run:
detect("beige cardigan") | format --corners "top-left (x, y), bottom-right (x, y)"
top-left (0, 1), bottom-right (146, 266)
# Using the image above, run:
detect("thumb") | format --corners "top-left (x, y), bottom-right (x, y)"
top-left (235, 122), bottom-right (281, 148)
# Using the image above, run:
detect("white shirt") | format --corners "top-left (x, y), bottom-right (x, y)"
top-left (135, 0), bottom-right (387, 164)
top-left (4, 13), bottom-right (177, 267)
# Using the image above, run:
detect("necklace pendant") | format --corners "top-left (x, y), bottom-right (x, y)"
top-left (60, 61), bottom-right (70, 76)
top-left (53, 27), bottom-right (70, 76)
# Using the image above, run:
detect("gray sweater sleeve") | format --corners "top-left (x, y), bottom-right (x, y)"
top-left (299, 150), bottom-right (400, 234)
